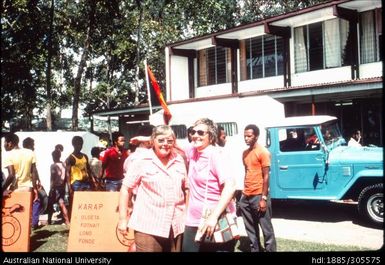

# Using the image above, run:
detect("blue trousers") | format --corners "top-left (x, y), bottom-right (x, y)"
top-left (32, 199), bottom-right (41, 227)
top-left (105, 179), bottom-right (122, 191)
top-left (71, 180), bottom-right (91, 191)
top-left (238, 194), bottom-right (277, 252)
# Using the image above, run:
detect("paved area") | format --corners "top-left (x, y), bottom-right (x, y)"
top-left (271, 200), bottom-right (383, 250)
top-left (272, 218), bottom-right (382, 250)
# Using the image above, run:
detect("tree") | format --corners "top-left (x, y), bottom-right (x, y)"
top-left (2, 0), bottom-right (328, 131)
top-left (46, 0), bottom-right (55, 131)
top-left (70, 0), bottom-right (95, 130)
top-left (2, 0), bottom-right (51, 130)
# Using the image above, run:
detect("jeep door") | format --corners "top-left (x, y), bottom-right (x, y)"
top-left (275, 127), bottom-right (326, 194)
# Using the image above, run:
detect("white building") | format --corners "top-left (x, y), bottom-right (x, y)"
top-left (96, 0), bottom-right (383, 146)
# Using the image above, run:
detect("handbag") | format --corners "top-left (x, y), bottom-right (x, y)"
top-left (195, 207), bottom-right (240, 243)
top-left (194, 154), bottom-right (240, 243)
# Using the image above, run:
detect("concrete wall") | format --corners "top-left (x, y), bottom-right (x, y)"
top-left (2, 131), bottom-right (99, 192)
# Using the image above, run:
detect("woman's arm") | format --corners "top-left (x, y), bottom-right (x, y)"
top-left (117, 184), bottom-right (134, 235)
top-left (200, 178), bottom-right (236, 237)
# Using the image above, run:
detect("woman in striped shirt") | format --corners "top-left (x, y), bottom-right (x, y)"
top-left (118, 125), bottom-right (188, 252)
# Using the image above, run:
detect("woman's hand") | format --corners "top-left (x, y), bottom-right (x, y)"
top-left (117, 219), bottom-right (128, 235)
top-left (199, 213), bottom-right (218, 239)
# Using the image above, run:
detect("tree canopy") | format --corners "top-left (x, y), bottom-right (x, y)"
top-left (1, 0), bottom-right (327, 131)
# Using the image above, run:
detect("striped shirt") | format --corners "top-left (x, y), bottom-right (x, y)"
top-left (123, 149), bottom-right (188, 238)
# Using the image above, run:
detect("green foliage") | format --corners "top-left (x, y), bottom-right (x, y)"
top-left (1, 0), bottom-right (327, 131)
top-left (2, 0), bottom-right (49, 129)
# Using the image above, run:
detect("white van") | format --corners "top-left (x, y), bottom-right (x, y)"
top-left (149, 95), bottom-right (285, 189)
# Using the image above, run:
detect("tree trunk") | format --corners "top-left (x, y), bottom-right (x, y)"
top-left (134, 0), bottom-right (143, 106)
top-left (46, 0), bottom-right (54, 131)
top-left (106, 53), bottom-right (115, 138)
top-left (71, 0), bottom-right (96, 130)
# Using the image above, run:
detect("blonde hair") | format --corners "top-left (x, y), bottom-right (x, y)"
top-left (151, 125), bottom-right (176, 140)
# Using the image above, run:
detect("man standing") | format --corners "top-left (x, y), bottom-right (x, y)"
top-left (238, 124), bottom-right (276, 252)
top-left (101, 132), bottom-right (128, 191)
top-left (65, 135), bottom-right (96, 220)
top-left (22, 137), bottom-right (45, 229)
top-left (66, 135), bottom-right (96, 192)
top-left (3, 133), bottom-right (39, 193)
top-left (48, 149), bottom-right (70, 226)
top-left (217, 125), bottom-right (227, 147)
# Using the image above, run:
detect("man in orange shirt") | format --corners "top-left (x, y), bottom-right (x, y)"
top-left (238, 124), bottom-right (276, 252)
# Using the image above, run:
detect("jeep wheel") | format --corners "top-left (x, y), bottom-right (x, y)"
top-left (358, 183), bottom-right (383, 225)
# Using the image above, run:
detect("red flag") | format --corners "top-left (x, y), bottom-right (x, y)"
top-left (147, 65), bottom-right (172, 125)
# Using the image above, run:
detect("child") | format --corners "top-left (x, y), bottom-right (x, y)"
top-left (90, 147), bottom-right (104, 190)
top-left (48, 150), bottom-right (70, 225)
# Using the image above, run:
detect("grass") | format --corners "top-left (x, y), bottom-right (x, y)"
top-left (30, 225), bottom-right (371, 252)
top-left (31, 224), bottom-right (69, 252)
top-left (236, 237), bottom-right (370, 252)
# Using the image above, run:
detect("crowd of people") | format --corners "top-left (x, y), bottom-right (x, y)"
top-left (2, 118), bottom-right (278, 252)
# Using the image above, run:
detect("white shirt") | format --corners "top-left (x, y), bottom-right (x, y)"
top-left (348, 138), bottom-right (361, 147)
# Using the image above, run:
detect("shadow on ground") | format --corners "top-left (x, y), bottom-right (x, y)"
top-left (30, 227), bottom-right (69, 251)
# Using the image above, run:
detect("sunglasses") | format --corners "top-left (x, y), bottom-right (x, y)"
top-left (189, 130), bottom-right (208, 136)
top-left (157, 138), bottom-right (174, 145)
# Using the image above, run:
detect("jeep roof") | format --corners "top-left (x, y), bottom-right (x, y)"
top-left (266, 115), bottom-right (337, 128)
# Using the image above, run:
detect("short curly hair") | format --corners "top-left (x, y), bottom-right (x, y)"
top-left (192, 118), bottom-right (217, 146)
top-left (151, 125), bottom-right (175, 140)
top-left (244, 124), bottom-right (260, 137)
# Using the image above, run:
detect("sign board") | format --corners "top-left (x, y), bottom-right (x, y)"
top-left (67, 191), bottom-right (134, 252)
top-left (2, 191), bottom-right (32, 252)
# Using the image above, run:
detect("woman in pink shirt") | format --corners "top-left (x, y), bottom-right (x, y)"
top-left (118, 125), bottom-right (188, 252)
top-left (182, 118), bottom-right (236, 252)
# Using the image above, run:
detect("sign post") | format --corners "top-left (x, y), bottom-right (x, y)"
top-left (67, 191), bottom-right (134, 252)
top-left (2, 191), bottom-right (32, 252)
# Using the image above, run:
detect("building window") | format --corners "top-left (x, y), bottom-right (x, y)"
top-left (240, 35), bottom-right (283, 80)
top-left (294, 18), bottom-right (350, 73)
top-left (308, 23), bottom-right (323, 71)
top-left (278, 128), bottom-right (321, 152)
top-left (360, 9), bottom-right (382, 64)
top-left (198, 47), bottom-right (231, 86)
top-left (217, 122), bottom-right (238, 136)
top-left (170, 125), bottom-right (187, 139)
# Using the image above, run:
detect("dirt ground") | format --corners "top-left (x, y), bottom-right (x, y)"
top-left (270, 200), bottom-right (383, 250)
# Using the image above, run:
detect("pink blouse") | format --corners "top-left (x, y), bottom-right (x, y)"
top-left (185, 145), bottom-right (235, 227)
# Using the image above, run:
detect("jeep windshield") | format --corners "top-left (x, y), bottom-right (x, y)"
top-left (320, 121), bottom-right (345, 146)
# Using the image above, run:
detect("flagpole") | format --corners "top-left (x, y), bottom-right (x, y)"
top-left (144, 59), bottom-right (153, 115)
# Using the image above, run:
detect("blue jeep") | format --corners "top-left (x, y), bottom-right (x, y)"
top-left (266, 115), bottom-right (383, 225)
